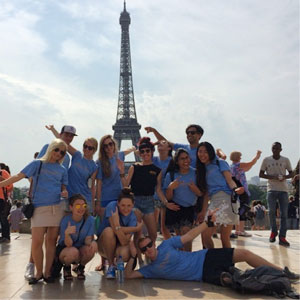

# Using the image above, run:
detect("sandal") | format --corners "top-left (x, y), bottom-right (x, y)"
top-left (76, 264), bottom-right (85, 280)
top-left (63, 265), bottom-right (73, 281)
top-left (28, 275), bottom-right (43, 285)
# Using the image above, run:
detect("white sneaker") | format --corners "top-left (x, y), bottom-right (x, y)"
top-left (24, 262), bottom-right (35, 280)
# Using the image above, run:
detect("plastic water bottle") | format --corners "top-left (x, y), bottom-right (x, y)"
top-left (116, 255), bottom-right (124, 283)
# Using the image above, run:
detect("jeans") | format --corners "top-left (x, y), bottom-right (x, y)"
top-left (267, 191), bottom-right (288, 237)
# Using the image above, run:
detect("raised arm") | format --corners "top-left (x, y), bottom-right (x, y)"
top-left (144, 126), bottom-right (174, 148)
top-left (240, 150), bottom-right (262, 172)
top-left (123, 146), bottom-right (136, 156)
top-left (181, 209), bottom-right (217, 244)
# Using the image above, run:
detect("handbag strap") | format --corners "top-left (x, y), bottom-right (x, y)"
top-left (30, 161), bottom-right (43, 204)
top-left (73, 218), bottom-right (86, 244)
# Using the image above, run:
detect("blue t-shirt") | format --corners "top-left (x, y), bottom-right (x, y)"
top-left (163, 167), bottom-right (197, 207)
top-left (97, 201), bottom-right (137, 236)
top-left (67, 151), bottom-right (97, 205)
top-left (58, 215), bottom-right (95, 248)
top-left (38, 144), bottom-right (70, 169)
top-left (96, 152), bottom-right (125, 206)
top-left (206, 158), bottom-right (232, 196)
top-left (139, 236), bottom-right (208, 281)
top-left (152, 156), bottom-right (172, 200)
top-left (173, 144), bottom-right (197, 168)
top-left (21, 160), bottom-right (68, 207)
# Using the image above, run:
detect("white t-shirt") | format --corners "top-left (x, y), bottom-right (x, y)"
top-left (260, 156), bottom-right (292, 192)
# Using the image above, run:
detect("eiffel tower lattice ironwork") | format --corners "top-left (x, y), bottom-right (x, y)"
top-left (113, 1), bottom-right (141, 154)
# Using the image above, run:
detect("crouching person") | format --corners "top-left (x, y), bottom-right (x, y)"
top-left (53, 194), bottom-right (97, 280)
top-left (97, 188), bottom-right (142, 279)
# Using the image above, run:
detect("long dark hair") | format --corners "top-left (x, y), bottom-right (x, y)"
top-left (196, 142), bottom-right (216, 193)
top-left (165, 148), bottom-right (189, 180)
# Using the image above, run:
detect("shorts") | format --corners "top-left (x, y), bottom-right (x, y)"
top-left (202, 248), bottom-right (234, 285)
top-left (207, 191), bottom-right (239, 225)
top-left (31, 202), bottom-right (64, 228)
top-left (166, 203), bottom-right (194, 230)
top-left (134, 195), bottom-right (155, 215)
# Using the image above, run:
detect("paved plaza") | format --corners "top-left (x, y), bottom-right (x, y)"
top-left (0, 230), bottom-right (299, 299)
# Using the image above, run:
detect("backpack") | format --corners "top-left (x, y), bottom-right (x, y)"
top-left (225, 266), bottom-right (299, 299)
top-left (255, 205), bottom-right (265, 220)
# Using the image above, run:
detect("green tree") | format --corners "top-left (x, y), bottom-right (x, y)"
top-left (248, 184), bottom-right (267, 207)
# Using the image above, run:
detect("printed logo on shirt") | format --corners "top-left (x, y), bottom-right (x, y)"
top-left (149, 171), bottom-right (157, 176)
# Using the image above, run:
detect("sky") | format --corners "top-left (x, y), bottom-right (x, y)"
top-left (0, 0), bottom-right (299, 187)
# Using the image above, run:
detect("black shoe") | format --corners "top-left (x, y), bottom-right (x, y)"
top-left (284, 267), bottom-right (300, 283)
top-left (230, 233), bottom-right (238, 239)
top-left (0, 237), bottom-right (10, 243)
top-left (28, 276), bottom-right (43, 285)
top-left (43, 276), bottom-right (55, 283)
top-left (279, 236), bottom-right (290, 247)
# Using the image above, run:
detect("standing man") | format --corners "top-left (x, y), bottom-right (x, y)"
top-left (259, 142), bottom-right (293, 246)
top-left (145, 124), bottom-right (203, 168)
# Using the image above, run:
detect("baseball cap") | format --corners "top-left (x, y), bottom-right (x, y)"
top-left (61, 125), bottom-right (77, 136)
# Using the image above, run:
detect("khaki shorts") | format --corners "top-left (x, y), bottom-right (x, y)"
top-left (31, 202), bottom-right (65, 228)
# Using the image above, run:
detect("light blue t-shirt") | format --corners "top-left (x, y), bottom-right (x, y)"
top-left (96, 152), bottom-right (125, 207)
top-left (38, 144), bottom-right (70, 169)
top-left (173, 144), bottom-right (197, 168)
top-left (152, 156), bottom-right (172, 200)
top-left (97, 201), bottom-right (137, 236)
top-left (139, 236), bottom-right (208, 281)
top-left (67, 151), bottom-right (97, 205)
top-left (58, 215), bottom-right (95, 248)
top-left (21, 160), bottom-right (68, 207)
top-left (163, 167), bottom-right (197, 207)
top-left (206, 158), bottom-right (232, 197)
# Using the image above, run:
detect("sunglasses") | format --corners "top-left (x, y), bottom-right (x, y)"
top-left (54, 148), bottom-right (66, 156)
top-left (186, 130), bottom-right (197, 135)
top-left (83, 144), bottom-right (95, 151)
top-left (74, 204), bottom-right (87, 209)
top-left (140, 149), bottom-right (151, 154)
top-left (104, 142), bottom-right (114, 148)
top-left (140, 240), bottom-right (153, 253)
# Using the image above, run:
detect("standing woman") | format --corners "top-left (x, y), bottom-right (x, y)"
top-left (0, 139), bottom-right (68, 283)
top-left (196, 142), bottom-right (244, 249)
top-left (164, 148), bottom-right (202, 251)
top-left (46, 125), bottom-right (98, 214)
top-left (152, 140), bottom-right (173, 239)
top-left (230, 150), bottom-right (261, 236)
top-left (125, 137), bottom-right (167, 243)
top-left (95, 134), bottom-right (135, 212)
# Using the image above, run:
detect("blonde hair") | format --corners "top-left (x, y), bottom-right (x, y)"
top-left (230, 151), bottom-right (242, 162)
top-left (85, 137), bottom-right (98, 152)
top-left (39, 138), bottom-right (67, 164)
top-left (98, 135), bottom-right (118, 178)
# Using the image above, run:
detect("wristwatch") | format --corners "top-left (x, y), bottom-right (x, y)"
top-left (115, 226), bottom-right (121, 231)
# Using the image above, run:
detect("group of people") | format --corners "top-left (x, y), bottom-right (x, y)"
top-left (0, 123), bottom-right (299, 291)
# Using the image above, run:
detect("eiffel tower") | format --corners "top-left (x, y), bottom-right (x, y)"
top-left (113, 1), bottom-right (141, 154)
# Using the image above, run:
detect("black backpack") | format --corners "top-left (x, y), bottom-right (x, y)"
top-left (225, 266), bottom-right (299, 299)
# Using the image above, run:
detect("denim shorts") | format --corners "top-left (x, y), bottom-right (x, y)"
top-left (134, 195), bottom-right (155, 215)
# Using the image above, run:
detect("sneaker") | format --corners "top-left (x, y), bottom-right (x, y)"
top-left (284, 267), bottom-right (300, 283)
top-left (279, 237), bottom-right (290, 247)
top-left (24, 262), bottom-right (35, 281)
top-left (106, 266), bottom-right (116, 279)
top-left (238, 231), bottom-right (252, 237)
top-left (269, 232), bottom-right (277, 243)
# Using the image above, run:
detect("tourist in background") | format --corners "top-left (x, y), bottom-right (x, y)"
top-left (253, 200), bottom-right (266, 230)
top-left (259, 142), bottom-right (293, 247)
top-left (229, 150), bottom-right (261, 237)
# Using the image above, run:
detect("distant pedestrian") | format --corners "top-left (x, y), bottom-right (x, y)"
top-left (259, 142), bottom-right (293, 247)
top-left (253, 201), bottom-right (266, 230)
top-left (8, 202), bottom-right (24, 232)
top-left (287, 196), bottom-right (298, 230)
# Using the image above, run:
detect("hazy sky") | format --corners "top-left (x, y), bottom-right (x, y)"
top-left (0, 0), bottom-right (299, 187)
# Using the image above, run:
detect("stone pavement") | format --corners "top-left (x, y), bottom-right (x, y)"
top-left (0, 230), bottom-right (299, 299)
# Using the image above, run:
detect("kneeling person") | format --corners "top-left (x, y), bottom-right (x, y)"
top-left (97, 188), bottom-right (142, 279)
top-left (56, 194), bottom-right (97, 280)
